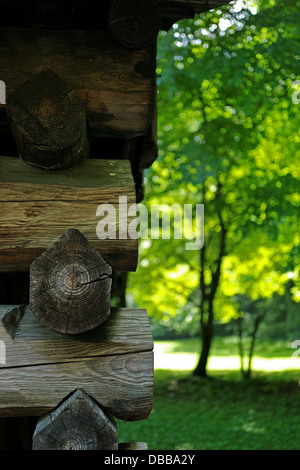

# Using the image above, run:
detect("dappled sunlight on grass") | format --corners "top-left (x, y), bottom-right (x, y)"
top-left (154, 337), bottom-right (300, 372)
top-left (117, 368), bottom-right (300, 450)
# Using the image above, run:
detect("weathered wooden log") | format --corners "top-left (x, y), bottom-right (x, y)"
top-left (0, 27), bottom-right (154, 138)
top-left (32, 389), bottom-right (118, 450)
top-left (0, 305), bottom-right (153, 420)
top-left (108, 0), bottom-right (160, 49)
top-left (30, 229), bottom-right (112, 335)
top-left (6, 69), bottom-right (88, 171)
top-left (0, 156), bottom-right (138, 272)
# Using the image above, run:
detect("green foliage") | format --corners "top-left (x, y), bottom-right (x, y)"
top-left (128, 0), bottom-right (300, 337)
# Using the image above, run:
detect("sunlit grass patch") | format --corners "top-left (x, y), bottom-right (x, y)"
top-left (154, 336), bottom-right (300, 372)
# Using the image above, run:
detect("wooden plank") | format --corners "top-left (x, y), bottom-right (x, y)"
top-left (0, 306), bottom-right (153, 366)
top-left (0, 27), bottom-right (154, 138)
top-left (0, 306), bottom-right (153, 420)
top-left (0, 156), bottom-right (138, 272)
top-left (0, 352), bottom-right (153, 420)
top-left (0, 1), bottom-right (232, 27)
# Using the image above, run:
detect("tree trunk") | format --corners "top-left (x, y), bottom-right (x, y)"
top-left (237, 316), bottom-right (246, 379)
top-left (193, 322), bottom-right (213, 378)
top-left (193, 188), bottom-right (226, 378)
top-left (237, 312), bottom-right (266, 380)
top-left (244, 315), bottom-right (264, 380)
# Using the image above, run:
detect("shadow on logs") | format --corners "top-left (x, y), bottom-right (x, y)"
top-left (108, 0), bottom-right (160, 49)
top-left (6, 68), bottom-right (88, 170)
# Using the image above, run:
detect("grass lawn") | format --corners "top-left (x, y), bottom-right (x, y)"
top-left (153, 336), bottom-right (299, 371)
top-left (117, 337), bottom-right (300, 450)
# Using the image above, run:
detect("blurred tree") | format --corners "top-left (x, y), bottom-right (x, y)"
top-left (128, 0), bottom-right (300, 377)
top-left (236, 297), bottom-right (269, 380)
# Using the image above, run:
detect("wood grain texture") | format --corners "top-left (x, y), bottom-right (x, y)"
top-left (0, 27), bottom-right (154, 138)
top-left (0, 156), bottom-right (138, 272)
top-left (32, 389), bottom-right (118, 450)
top-left (0, 306), bottom-right (153, 420)
top-left (108, 0), bottom-right (160, 49)
top-left (30, 229), bottom-right (112, 335)
top-left (0, 306), bottom-right (153, 366)
top-left (6, 69), bottom-right (88, 170)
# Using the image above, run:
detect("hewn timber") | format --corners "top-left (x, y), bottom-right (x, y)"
top-left (0, 305), bottom-right (153, 365)
top-left (30, 229), bottom-right (112, 335)
top-left (108, 0), bottom-right (160, 49)
top-left (0, 306), bottom-right (153, 420)
top-left (0, 27), bottom-right (154, 138)
top-left (6, 69), bottom-right (88, 170)
top-left (108, 0), bottom-right (231, 45)
top-left (0, 156), bottom-right (138, 272)
top-left (0, 1), bottom-right (232, 30)
top-left (32, 389), bottom-right (118, 450)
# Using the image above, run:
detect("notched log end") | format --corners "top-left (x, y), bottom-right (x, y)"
top-left (32, 388), bottom-right (118, 450)
top-left (6, 68), bottom-right (88, 171)
top-left (30, 228), bottom-right (113, 335)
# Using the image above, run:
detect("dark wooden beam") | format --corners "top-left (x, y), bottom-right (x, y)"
top-left (6, 69), bottom-right (88, 171)
top-left (108, 0), bottom-right (160, 49)
top-left (0, 27), bottom-right (154, 138)
top-left (0, 0), bottom-right (232, 30)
